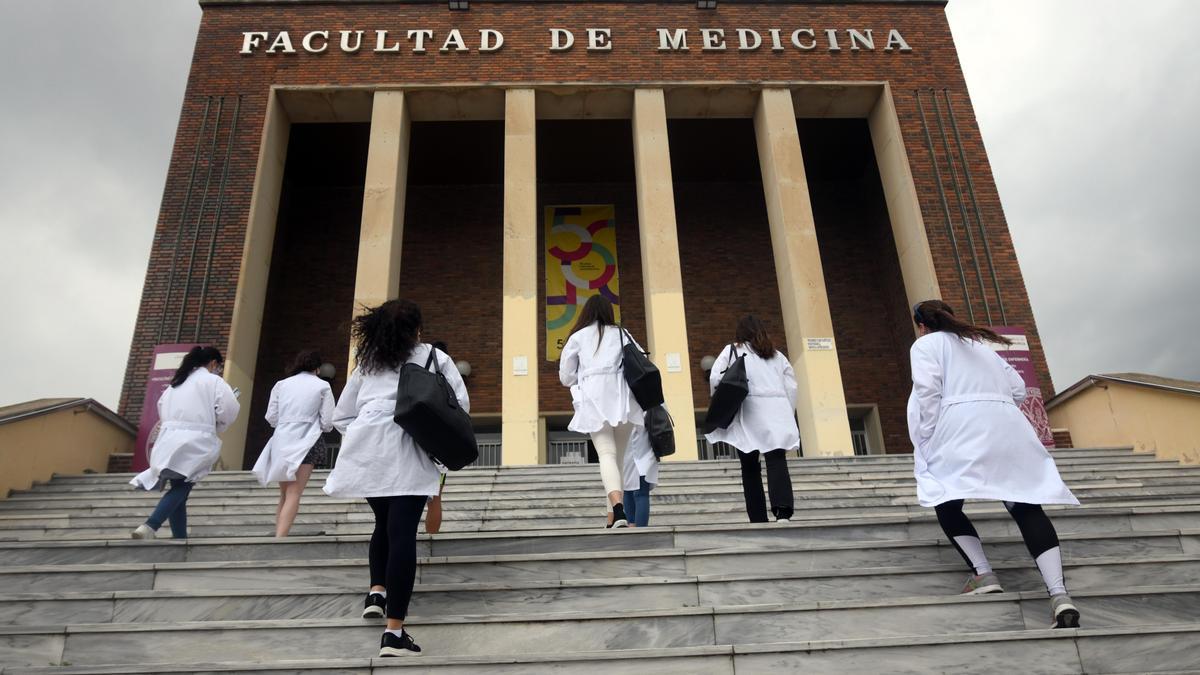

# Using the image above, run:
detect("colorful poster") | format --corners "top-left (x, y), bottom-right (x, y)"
top-left (545, 205), bottom-right (620, 360)
top-left (133, 343), bottom-right (200, 472)
top-left (988, 327), bottom-right (1055, 448)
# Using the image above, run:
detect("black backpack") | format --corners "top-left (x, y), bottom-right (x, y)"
top-left (644, 404), bottom-right (676, 459)
top-left (703, 344), bottom-right (749, 433)
top-left (619, 327), bottom-right (664, 410)
top-left (393, 346), bottom-right (478, 471)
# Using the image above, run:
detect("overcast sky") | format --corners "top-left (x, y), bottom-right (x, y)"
top-left (0, 0), bottom-right (1197, 411)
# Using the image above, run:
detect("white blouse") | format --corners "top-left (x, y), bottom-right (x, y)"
top-left (323, 344), bottom-right (469, 499)
top-left (704, 344), bottom-right (801, 454)
top-left (559, 323), bottom-right (645, 433)
top-left (907, 331), bottom-right (1077, 507)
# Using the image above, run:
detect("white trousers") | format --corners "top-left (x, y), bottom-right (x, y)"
top-left (590, 423), bottom-right (634, 498)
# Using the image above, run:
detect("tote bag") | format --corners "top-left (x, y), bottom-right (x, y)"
top-left (393, 347), bottom-right (479, 471)
top-left (644, 404), bottom-right (676, 459)
top-left (619, 327), bottom-right (664, 410)
top-left (702, 344), bottom-right (749, 433)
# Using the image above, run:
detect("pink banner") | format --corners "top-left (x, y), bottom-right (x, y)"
top-left (132, 344), bottom-right (200, 472)
top-left (989, 327), bottom-right (1054, 448)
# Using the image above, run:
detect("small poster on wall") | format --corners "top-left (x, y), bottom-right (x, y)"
top-left (988, 328), bottom-right (1055, 448)
top-left (544, 205), bottom-right (621, 361)
top-left (132, 344), bottom-right (199, 472)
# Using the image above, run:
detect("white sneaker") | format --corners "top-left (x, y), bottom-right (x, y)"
top-left (777, 518), bottom-right (791, 523)
top-left (131, 524), bottom-right (156, 540)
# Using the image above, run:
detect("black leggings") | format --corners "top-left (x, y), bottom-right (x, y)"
top-left (366, 495), bottom-right (427, 620)
top-left (935, 499), bottom-right (1060, 566)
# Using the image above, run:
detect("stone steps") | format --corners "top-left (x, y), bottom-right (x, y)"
top-left (1, 549), bottom-right (1198, 624)
top-left (6, 494), bottom-right (1200, 541)
top-left (4, 585), bottom-right (1200, 666)
top-left (7, 624), bottom-right (1200, 674)
top-left (1, 528), bottom-right (1192, 596)
top-left (3, 445), bottom-right (1198, 672)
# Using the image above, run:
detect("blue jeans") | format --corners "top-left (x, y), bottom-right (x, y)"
top-left (623, 476), bottom-right (653, 527)
top-left (145, 478), bottom-right (194, 538)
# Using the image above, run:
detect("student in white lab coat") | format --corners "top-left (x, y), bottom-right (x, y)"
top-left (559, 295), bottom-right (644, 529)
top-left (621, 423), bottom-right (659, 527)
top-left (908, 299), bottom-right (1081, 628)
top-left (251, 350), bottom-right (335, 537)
top-left (130, 346), bottom-right (240, 539)
top-left (323, 300), bottom-right (468, 658)
top-left (705, 316), bottom-right (798, 523)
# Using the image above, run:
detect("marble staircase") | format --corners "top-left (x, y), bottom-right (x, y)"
top-left (1, 447), bottom-right (1198, 673)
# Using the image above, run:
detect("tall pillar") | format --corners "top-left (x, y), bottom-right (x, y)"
top-left (868, 83), bottom-right (941, 323)
top-left (501, 89), bottom-right (541, 466)
top-left (631, 89), bottom-right (699, 460)
top-left (753, 88), bottom-right (854, 457)
top-left (348, 91), bottom-right (411, 369)
top-left (222, 89), bottom-right (290, 469)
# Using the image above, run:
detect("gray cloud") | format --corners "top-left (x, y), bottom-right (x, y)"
top-left (0, 1), bottom-right (200, 409)
top-left (946, 0), bottom-right (1200, 390)
top-left (0, 0), bottom-right (1195, 411)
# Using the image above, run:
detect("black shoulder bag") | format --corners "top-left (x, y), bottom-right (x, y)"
top-left (393, 346), bottom-right (479, 471)
top-left (702, 344), bottom-right (749, 433)
top-left (644, 404), bottom-right (676, 459)
top-left (618, 327), bottom-right (664, 410)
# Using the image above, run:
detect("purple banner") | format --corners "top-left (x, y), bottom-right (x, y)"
top-left (132, 344), bottom-right (200, 472)
top-left (988, 327), bottom-right (1054, 448)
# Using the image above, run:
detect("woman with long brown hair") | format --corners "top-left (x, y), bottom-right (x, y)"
top-left (559, 295), bottom-right (645, 529)
top-left (908, 299), bottom-right (1080, 628)
top-left (323, 300), bottom-right (469, 657)
top-left (705, 315), bottom-right (798, 523)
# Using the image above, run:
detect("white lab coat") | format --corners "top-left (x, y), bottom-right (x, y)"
top-left (251, 372), bottom-right (335, 485)
top-left (906, 331), bottom-right (1078, 508)
top-left (622, 423), bottom-right (660, 491)
top-left (323, 344), bottom-right (469, 499)
top-left (131, 368), bottom-right (240, 490)
top-left (559, 323), bottom-right (645, 433)
top-left (704, 344), bottom-right (800, 454)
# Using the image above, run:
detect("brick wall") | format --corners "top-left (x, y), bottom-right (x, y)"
top-left (122, 1), bottom-right (1053, 455)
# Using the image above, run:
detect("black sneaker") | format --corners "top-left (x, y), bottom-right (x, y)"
top-left (611, 503), bottom-right (629, 529)
top-left (362, 592), bottom-right (385, 619)
top-left (379, 629), bottom-right (421, 657)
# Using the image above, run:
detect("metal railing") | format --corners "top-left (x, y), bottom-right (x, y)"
top-left (474, 439), bottom-right (503, 467)
top-left (548, 438), bottom-right (589, 464)
top-left (697, 436), bottom-right (737, 461)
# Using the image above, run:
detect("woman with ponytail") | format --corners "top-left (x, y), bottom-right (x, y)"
top-left (130, 346), bottom-right (240, 539)
top-left (323, 300), bottom-right (468, 658)
top-left (908, 299), bottom-right (1081, 628)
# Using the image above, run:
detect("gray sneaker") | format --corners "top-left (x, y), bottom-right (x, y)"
top-left (960, 572), bottom-right (1004, 595)
top-left (1050, 594), bottom-right (1080, 628)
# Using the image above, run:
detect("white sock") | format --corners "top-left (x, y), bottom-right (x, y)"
top-left (1035, 547), bottom-right (1067, 596)
top-left (370, 589), bottom-right (387, 598)
top-left (385, 627), bottom-right (405, 637)
top-left (953, 535), bottom-right (993, 575)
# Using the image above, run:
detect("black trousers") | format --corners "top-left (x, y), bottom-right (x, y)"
top-left (738, 449), bottom-right (795, 522)
top-left (366, 495), bottom-right (427, 620)
top-left (935, 499), bottom-right (1061, 567)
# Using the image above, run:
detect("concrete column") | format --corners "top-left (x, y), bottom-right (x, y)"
top-left (501, 89), bottom-right (541, 466)
top-left (753, 88), bottom-right (854, 457)
top-left (632, 89), bottom-right (699, 461)
top-left (348, 90), bottom-right (411, 369)
top-left (222, 89), bottom-right (291, 470)
top-left (868, 83), bottom-right (941, 323)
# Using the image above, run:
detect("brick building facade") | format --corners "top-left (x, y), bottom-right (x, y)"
top-left (121, 0), bottom-right (1050, 469)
